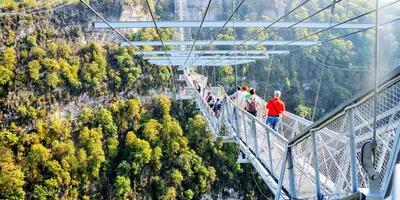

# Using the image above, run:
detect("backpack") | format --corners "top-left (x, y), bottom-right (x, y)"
top-left (246, 97), bottom-right (257, 113)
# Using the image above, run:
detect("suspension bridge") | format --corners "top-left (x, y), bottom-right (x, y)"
top-left (79, 0), bottom-right (400, 199)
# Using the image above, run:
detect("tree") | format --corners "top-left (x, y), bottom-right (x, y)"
top-left (115, 176), bottom-right (131, 198)
top-left (1, 47), bottom-right (17, 70)
top-left (58, 44), bottom-right (72, 59)
top-left (171, 169), bottom-right (183, 185)
top-left (0, 147), bottom-right (26, 199)
top-left (27, 35), bottom-right (37, 48)
top-left (47, 42), bottom-right (58, 58)
top-left (28, 60), bottom-right (41, 82)
top-left (295, 104), bottom-right (312, 119)
top-left (0, 65), bottom-right (14, 94)
top-left (30, 47), bottom-right (46, 60)
top-left (45, 72), bottom-right (61, 89)
top-left (163, 187), bottom-right (176, 200)
top-left (78, 127), bottom-right (105, 178)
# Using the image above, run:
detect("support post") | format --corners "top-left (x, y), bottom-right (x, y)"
top-left (312, 131), bottom-right (322, 199)
top-left (242, 111), bottom-right (249, 146)
top-left (287, 147), bottom-right (297, 199)
top-left (267, 130), bottom-right (274, 174)
top-left (348, 108), bottom-right (358, 193)
top-left (252, 118), bottom-right (259, 158)
top-left (234, 108), bottom-right (240, 138)
top-left (275, 148), bottom-right (289, 200)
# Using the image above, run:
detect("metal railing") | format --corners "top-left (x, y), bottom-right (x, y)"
top-left (182, 67), bottom-right (400, 199)
top-left (276, 66), bottom-right (400, 199)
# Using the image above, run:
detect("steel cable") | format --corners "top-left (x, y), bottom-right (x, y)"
top-left (311, 0), bottom-right (337, 122)
top-left (189, 0), bottom-right (246, 65)
top-left (79, 0), bottom-right (146, 56)
top-left (144, 0), bottom-right (173, 66)
top-left (183, 0), bottom-right (213, 66)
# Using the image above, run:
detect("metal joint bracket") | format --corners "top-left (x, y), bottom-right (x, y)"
top-left (359, 139), bottom-right (383, 200)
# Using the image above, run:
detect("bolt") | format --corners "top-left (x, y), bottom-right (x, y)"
top-left (371, 174), bottom-right (378, 180)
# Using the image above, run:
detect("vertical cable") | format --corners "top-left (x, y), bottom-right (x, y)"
top-left (144, 0), bottom-right (173, 66)
top-left (373, 0), bottom-right (379, 140)
top-left (232, 0), bottom-right (238, 87)
top-left (263, 34), bottom-right (276, 100)
top-left (79, 0), bottom-right (145, 56)
top-left (311, 0), bottom-right (336, 121)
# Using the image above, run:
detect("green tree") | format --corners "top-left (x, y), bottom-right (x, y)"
top-left (28, 60), bottom-right (41, 82)
top-left (27, 35), bottom-right (37, 47)
top-left (1, 47), bottom-right (17, 70)
top-left (115, 176), bottom-right (131, 198)
top-left (0, 147), bottom-right (26, 199)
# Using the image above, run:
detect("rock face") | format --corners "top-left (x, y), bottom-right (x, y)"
top-left (200, 188), bottom-right (243, 200)
top-left (187, 0), bottom-right (223, 21)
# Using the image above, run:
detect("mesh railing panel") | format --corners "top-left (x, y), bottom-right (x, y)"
top-left (289, 77), bottom-right (400, 198)
top-left (291, 136), bottom-right (318, 199)
top-left (184, 69), bottom-right (400, 199)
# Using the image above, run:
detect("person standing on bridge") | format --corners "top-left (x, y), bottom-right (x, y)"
top-left (229, 86), bottom-right (242, 104)
top-left (246, 88), bottom-right (262, 117)
top-left (237, 86), bottom-right (250, 110)
top-left (263, 90), bottom-right (285, 132)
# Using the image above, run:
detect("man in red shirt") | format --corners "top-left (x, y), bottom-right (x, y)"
top-left (263, 90), bottom-right (285, 132)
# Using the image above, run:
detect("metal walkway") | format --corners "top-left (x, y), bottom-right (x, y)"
top-left (181, 67), bottom-right (400, 200)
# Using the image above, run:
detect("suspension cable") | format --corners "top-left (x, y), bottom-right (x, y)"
top-left (79, 0), bottom-right (146, 56)
top-left (271, 0), bottom-right (399, 53)
top-left (233, 0), bottom-right (238, 87)
top-left (203, 0), bottom-right (316, 64)
top-left (189, 0), bottom-right (246, 65)
top-left (206, 0), bottom-right (398, 64)
top-left (287, 16), bottom-right (400, 53)
top-left (373, 0), bottom-right (380, 141)
top-left (144, 0), bottom-right (173, 65)
top-left (183, 0), bottom-right (213, 66)
top-left (263, 34), bottom-right (276, 99)
top-left (311, 0), bottom-right (337, 121)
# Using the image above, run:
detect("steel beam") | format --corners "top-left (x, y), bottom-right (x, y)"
top-left (121, 40), bottom-right (320, 46)
top-left (144, 55), bottom-right (270, 60)
top-left (149, 59), bottom-right (255, 66)
top-left (95, 21), bottom-right (374, 29)
top-left (135, 50), bottom-right (288, 55)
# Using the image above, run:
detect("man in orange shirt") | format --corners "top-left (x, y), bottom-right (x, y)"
top-left (263, 90), bottom-right (285, 132)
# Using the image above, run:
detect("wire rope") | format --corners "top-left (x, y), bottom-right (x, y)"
top-left (263, 34), bottom-right (276, 100)
top-left (271, 0), bottom-right (400, 53)
top-left (144, 0), bottom-right (173, 66)
top-left (203, 0), bottom-right (315, 65)
top-left (189, 0), bottom-right (246, 65)
top-left (233, 0), bottom-right (238, 87)
top-left (287, 16), bottom-right (400, 53)
top-left (311, 0), bottom-right (337, 121)
top-left (207, 0), bottom-right (399, 64)
top-left (79, 0), bottom-right (146, 56)
top-left (183, 0), bottom-right (213, 66)
top-left (250, 167), bottom-right (273, 199)
top-left (372, 0), bottom-right (380, 141)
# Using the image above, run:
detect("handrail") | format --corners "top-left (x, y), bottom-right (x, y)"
top-left (289, 65), bottom-right (400, 145)
top-left (223, 94), bottom-right (289, 143)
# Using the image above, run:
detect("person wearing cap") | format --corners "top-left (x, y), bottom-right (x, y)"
top-left (263, 90), bottom-right (285, 132)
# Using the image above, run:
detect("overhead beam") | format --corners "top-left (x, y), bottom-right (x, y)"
top-left (144, 56), bottom-right (270, 60)
top-left (121, 40), bottom-right (320, 46)
top-left (134, 50), bottom-right (289, 55)
top-left (149, 59), bottom-right (255, 66)
top-left (95, 21), bottom-right (374, 29)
